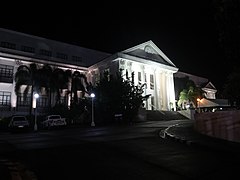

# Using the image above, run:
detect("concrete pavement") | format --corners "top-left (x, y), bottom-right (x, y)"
top-left (1, 119), bottom-right (240, 179)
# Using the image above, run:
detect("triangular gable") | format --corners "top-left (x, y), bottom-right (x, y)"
top-left (203, 82), bottom-right (216, 90)
top-left (121, 40), bottom-right (176, 68)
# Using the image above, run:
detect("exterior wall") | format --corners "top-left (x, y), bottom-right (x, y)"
top-left (194, 110), bottom-right (240, 143)
top-left (203, 88), bottom-right (216, 99)
top-left (0, 57), bottom-right (18, 108)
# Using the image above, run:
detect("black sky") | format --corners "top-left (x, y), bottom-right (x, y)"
top-left (0, 1), bottom-right (231, 90)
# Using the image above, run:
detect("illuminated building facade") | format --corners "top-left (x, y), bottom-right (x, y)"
top-left (0, 28), bottom-right (182, 117)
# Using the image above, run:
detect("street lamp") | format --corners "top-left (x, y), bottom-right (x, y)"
top-left (34, 93), bottom-right (39, 131)
top-left (90, 93), bottom-right (95, 127)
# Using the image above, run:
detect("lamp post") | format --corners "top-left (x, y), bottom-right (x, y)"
top-left (90, 93), bottom-right (95, 127)
top-left (34, 93), bottom-right (39, 131)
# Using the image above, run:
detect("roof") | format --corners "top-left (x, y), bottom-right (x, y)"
top-left (174, 71), bottom-right (209, 87)
top-left (122, 40), bottom-right (177, 68)
top-left (0, 28), bottom-right (111, 67)
top-left (199, 98), bottom-right (230, 108)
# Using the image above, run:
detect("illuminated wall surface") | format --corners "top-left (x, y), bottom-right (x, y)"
top-left (0, 28), bottom-right (215, 114)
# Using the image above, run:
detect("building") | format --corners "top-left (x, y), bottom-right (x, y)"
top-left (0, 28), bottom-right (213, 117)
top-left (174, 71), bottom-right (217, 100)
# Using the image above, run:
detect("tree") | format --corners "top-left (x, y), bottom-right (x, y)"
top-left (177, 79), bottom-right (203, 109)
top-left (38, 64), bottom-right (53, 107)
top-left (94, 71), bottom-right (148, 123)
top-left (14, 63), bottom-right (41, 115)
top-left (223, 70), bottom-right (240, 106)
top-left (51, 68), bottom-right (69, 105)
top-left (71, 71), bottom-right (89, 105)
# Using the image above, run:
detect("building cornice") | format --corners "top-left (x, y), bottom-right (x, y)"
top-left (117, 52), bottom-right (178, 73)
top-left (0, 51), bottom-right (88, 71)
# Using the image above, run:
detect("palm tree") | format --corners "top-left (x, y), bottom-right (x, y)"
top-left (14, 63), bottom-right (40, 115)
top-left (38, 64), bottom-right (53, 107)
top-left (51, 68), bottom-right (70, 105)
top-left (223, 71), bottom-right (240, 106)
top-left (177, 81), bottom-right (203, 110)
top-left (71, 71), bottom-right (89, 105)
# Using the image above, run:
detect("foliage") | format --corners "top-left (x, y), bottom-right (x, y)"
top-left (14, 63), bottom-right (90, 117)
top-left (94, 71), bottom-right (148, 123)
top-left (14, 63), bottom-right (42, 115)
top-left (223, 70), bottom-right (240, 106)
top-left (177, 79), bottom-right (203, 109)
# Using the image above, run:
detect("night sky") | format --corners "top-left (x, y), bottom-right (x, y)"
top-left (1, 1), bottom-right (237, 91)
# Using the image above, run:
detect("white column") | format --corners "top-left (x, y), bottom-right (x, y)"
top-left (11, 66), bottom-right (18, 108)
top-left (166, 73), bottom-right (176, 111)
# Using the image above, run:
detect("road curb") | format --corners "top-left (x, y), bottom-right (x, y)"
top-left (159, 124), bottom-right (198, 147)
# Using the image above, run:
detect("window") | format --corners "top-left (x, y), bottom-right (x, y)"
top-left (17, 93), bottom-right (31, 106)
top-left (1, 41), bottom-right (16, 49)
top-left (103, 68), bottom-right (110, 81)
top-left (37, 95), bottom-right (49, 107)
top-left (21, 46), bottom-right (35, 53)
top-left (0, 64), bottom-right (13, 83)
top-left (0, 91), bottom-right (11, 106)
top-left (151, 96), bottom-right (154, 110)
top-left (138, 72), bottom-right (142, 85)
top-left (150, 74), bottom-right (154, 90)
top-left (40, 49), bottom-right (52, 57)
top-left (57, 53), bottom-right (68, 60)
top-left (144, 73), bottom-right (147, 89)
top-left (72, 56), bottom-right (82, 62)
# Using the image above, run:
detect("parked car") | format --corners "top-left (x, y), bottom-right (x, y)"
top-left (8, 115), bottom-right (30, 132)
top-left (42, 115), bottom-right (67, 129)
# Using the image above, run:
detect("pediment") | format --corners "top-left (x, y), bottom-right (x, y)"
top-left (121, 40), bottom-right (176, 67)
top-left (203, 82), bottom-right (216, 90)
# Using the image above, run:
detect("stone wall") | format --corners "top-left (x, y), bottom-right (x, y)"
top-left (194, 110), bottom-right (240, 143)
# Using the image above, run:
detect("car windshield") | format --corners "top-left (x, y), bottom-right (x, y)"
top-left (49, 115), bottom-right (61, 119)
top-left (13, 116), bottom-right (27, 121)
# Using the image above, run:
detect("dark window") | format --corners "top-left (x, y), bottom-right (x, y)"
top-left (0, 91), bottom-right (11, 106)
top-left (72, 56), bottom-right (82, 62)
top-left (59, 95), bottom-right (68, 106)
top-left (57, 53), bottom-right (68, 60)
top-left (138, 72), bottom-right (142, 85)
top-left (144, 73), bottom-right (147, 88)
top-left (150, 74), bottom-right (154, 90)
top-left (151, 96), bottom-right (155, 110)
top-left (0, 64), bottom-right (13, 83)
top-left (17, 94), bottom-right (31, 106)
top-left (40, 49), bottom-right (52, 57)
top-left (37, 95), bottom-right (49, 108)
top-left (0, 42), bottom-right (16, 49)
top-left (21, 46), bottom-right (35, 53)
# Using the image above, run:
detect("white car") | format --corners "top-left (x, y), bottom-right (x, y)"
top-left (8, 115), bottom-right (30, 132)
top-left (42, 115), bottom-right (67, 129)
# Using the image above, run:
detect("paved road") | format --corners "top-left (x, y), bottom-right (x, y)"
top-left (0, 120), bottom-right (240, 179)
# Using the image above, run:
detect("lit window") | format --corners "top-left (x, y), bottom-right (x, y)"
top-left (0, 64), bottom-right (13, 83)
top-left (0, 91), bottom-right (11, 106)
